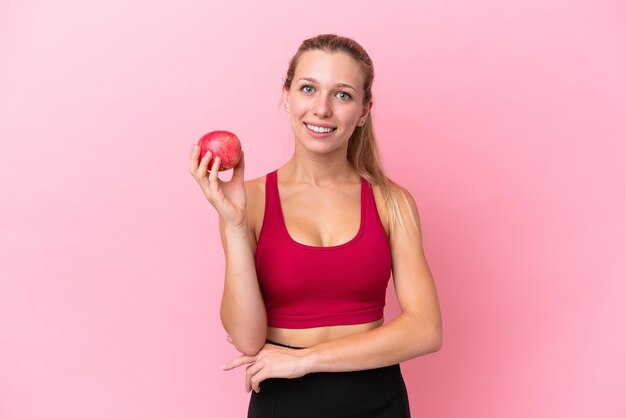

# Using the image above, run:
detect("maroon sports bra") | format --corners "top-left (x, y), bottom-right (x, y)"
top-left (254, 169), bottom-right (392, 329)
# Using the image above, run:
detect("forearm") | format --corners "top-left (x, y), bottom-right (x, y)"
top-left (302, 312), bottom-right (442, 373)
top-left (219, 218), bottom-right (267, 355)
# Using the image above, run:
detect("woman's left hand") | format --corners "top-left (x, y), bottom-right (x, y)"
top-left (222, 343), bottom-right (311, 393)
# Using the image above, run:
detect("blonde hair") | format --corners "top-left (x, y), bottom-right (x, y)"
top-left (283, 34), bottom-right (420, 239)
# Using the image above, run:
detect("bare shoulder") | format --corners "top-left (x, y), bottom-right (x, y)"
top-left (371, 181), bottom-right (422, 240)
top-left (244, 174), bottom-right (265, 196)
top-left (243, 175), bottom-right (267, 239)
top-left (391, 182), bottom-right (422, 234)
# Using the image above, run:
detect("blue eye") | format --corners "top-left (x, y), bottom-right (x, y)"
top-left (302, 85), bottom-right (314, 94)
top-left (336, 91), bottom-right (352, 101)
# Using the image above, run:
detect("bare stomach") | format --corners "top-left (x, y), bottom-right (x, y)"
top-left (266, 318), bottom-right (384, 348)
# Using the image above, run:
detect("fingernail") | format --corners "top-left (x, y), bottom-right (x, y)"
top-left (220, 364), bottom-right (226, 369)
top-left (190, 144), bottom-right (196, 152)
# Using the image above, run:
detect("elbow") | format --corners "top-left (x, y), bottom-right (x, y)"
top-left (235, 339), bottom-right (265, 356)
top-left (428, 320), bottom-right (443, 352)
top-left (230, 329), bottom-right (267, 355)
top-left (220, 310), bottom-right (268, 355)
top-left (411, 331), bottom-right (441, 356)
top-left (416, 331), bottom-right (441, 356)
top-left (405, 312), bottom-right (442, 355)
top-left (430, 332), bottom-right (442, 352)
top-left (411, 320), bottom-right (442, 355)
top-left (425, 312), bottom-right (443, 353)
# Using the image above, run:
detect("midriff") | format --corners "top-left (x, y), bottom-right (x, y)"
top-left (266, 318), bottom-right (384, 348)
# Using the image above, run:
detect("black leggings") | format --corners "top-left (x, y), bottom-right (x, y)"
top-left (247, 340), bottom-right (411, 418)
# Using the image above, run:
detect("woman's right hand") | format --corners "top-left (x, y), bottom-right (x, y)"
top-left (189, 144), bottom-right (247, 229)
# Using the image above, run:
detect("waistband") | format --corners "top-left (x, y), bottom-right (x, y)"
top-left (265, 339), bottom-right (305, 349)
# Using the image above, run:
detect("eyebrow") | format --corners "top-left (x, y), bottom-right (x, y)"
top-left (296, 77), bottom-right (357, 92)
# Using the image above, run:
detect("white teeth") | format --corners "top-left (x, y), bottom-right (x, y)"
top-left (306, 123), bottom-right (335, 133)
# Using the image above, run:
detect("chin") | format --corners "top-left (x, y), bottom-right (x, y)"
top-left (300, 139), bottom-right (348, 155)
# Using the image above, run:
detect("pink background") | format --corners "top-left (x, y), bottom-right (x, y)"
top-left (1, 1), bottom-right (625, 417)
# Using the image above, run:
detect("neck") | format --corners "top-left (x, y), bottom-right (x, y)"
top-left (280, 142), bottom-right (359, 186)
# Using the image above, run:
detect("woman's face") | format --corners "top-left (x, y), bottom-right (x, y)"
top-left (283, 50), bottom-right (371, 154)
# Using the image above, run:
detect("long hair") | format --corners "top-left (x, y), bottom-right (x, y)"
top-left (283, 34), bottom-right (420, 240)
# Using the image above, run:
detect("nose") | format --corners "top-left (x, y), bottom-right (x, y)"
top-left (312, 94), bottom-right (332, 118)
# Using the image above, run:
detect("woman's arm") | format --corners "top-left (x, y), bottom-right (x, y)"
top-left (302, 186), bottom-right (441, 371)
top-left (189, 147), bottom-right (267, 356)
top-left (224, 185), bottom-right (442, 391)
top-left (219, 181), bottom-right (267, 355)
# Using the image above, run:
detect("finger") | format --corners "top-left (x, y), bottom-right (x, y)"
top-left (188, 144), bottom-right (200, 174)
top-left (207, 156), bottom-right (221, 188)
top-left (245, 361), bottom-right (263, 392)
top-left (231, 151), bottom-right (245, 183)
top-left (250, 369), bottom-right (268, 394)
top-left (222, 354), bottom-right (255, 371)
top-left (209, 156), bottom-right (222, 180)
top-left (197, 149), bottom-right (213, 177)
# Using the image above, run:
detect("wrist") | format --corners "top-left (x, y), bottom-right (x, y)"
top-left (223, 217), bottom-right (248, 233)
top-left (300, 347), bottom-right (322, 375)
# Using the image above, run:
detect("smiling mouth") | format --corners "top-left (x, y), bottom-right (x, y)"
top-left (304, 123), bottom-right (337, 133)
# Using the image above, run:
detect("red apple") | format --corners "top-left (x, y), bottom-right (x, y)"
top-left (197, 130), bottom-right (242, 171)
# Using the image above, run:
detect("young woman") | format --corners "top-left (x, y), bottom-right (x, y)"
top-left (189, 34), bottom-right (442, 418)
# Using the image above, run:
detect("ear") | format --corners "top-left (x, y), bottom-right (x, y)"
top-left (358, 100), bottom-right (373, 126)
top-left (282, 85), bottom-right (289, 111)
top-left (362, 100), bottom-right (373, 117)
